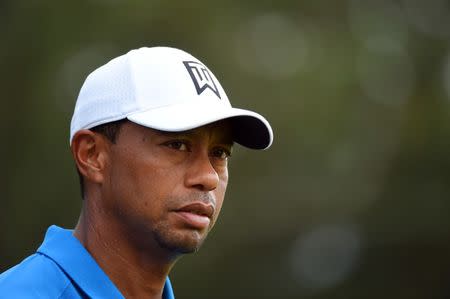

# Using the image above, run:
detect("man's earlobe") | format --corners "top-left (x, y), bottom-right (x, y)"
top-left (71, 130), bottom-right (108, 185)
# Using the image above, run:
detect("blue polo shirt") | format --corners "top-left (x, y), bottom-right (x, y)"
top-left (0, 225), bottom-right (175, 298)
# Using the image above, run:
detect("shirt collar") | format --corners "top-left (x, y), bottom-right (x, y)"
top-left (37, 225), bottom-right (175, 299)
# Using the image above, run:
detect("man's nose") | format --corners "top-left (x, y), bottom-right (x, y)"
top-left (184, 153), bottom-right (219, 191)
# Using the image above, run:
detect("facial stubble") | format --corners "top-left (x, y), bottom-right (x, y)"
top-left (152, 194), bottom-right (216, 255)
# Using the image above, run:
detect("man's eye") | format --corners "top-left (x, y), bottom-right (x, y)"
top-left (211, 148), bottom-right (232, 159)
top-left (165, 141), bottom-right (189, 151)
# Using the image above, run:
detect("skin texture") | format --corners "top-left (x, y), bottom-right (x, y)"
top-left (71, 120), bottom-right (233, 299)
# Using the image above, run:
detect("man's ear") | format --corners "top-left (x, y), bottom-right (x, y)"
top-left (71, 130), bottom-right (110, 185)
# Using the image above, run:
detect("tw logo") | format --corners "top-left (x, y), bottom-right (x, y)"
top-left (183, 61), bottom-right (221, 99)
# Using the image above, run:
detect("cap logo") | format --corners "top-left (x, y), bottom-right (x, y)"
top-left (183, 61), bottom-right (221, 99)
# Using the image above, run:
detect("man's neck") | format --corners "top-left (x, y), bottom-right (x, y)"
top-left (73, 205), bottom-right (177, 299)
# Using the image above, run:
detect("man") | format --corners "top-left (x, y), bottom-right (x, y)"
top-left (0, 47), bottom-right (273, 298)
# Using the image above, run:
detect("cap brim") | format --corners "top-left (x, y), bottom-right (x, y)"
top-left (127, 100), bottom-right (273, 150)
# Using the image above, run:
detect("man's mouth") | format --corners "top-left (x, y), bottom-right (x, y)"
top-left (172, 202), bottom-right (214, 230)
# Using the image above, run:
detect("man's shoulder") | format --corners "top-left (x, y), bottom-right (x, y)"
top-left (0, 252), bottom-right (77, 298)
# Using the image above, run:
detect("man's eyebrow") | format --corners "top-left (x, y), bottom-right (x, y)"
top-left (152, 129), bottom-right (195, 138)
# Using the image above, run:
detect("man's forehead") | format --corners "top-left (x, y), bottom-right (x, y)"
top-left (128, 120), bottom-right (234, 143)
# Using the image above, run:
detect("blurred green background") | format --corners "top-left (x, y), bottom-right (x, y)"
top-left (2, 1), bottom-right (450, 298)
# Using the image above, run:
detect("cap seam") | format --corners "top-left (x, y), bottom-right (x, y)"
top-left (126, 52), bottom-right (140, 111)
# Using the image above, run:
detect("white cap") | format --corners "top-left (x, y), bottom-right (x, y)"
top-left (70, 47), bottom-right (273, 149)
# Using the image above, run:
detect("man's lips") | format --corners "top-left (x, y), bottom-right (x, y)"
top-left (177, 202), bottom-right (214, 218)
top-left (172, 202), bottom-right (214, 230)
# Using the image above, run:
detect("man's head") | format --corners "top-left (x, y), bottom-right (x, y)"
top-left (72, 119), bottom-right (232, 253)
top-left (70, 47), bottom-right (273, 255)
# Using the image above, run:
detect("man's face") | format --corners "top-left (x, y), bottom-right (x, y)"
top-left (102, 121), bottom-right (233, 255)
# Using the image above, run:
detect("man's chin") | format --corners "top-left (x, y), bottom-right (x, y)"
top-left (154, 228), bottom-right (207, 254)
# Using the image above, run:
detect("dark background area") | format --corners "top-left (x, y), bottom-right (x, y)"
top-left (1, 1), bottom-right (450, 298)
